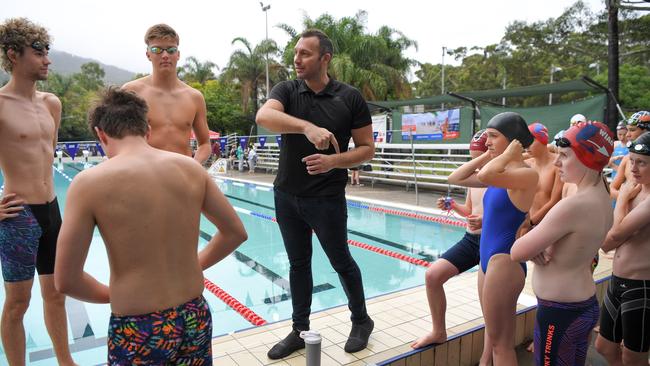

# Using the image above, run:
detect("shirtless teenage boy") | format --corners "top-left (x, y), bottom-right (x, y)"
top-left (123, 24), bottom-right (211, 163)
top-left (0, 18), bottom-right (76, 366)
top-left (54, 88), bottom-right (247, 364)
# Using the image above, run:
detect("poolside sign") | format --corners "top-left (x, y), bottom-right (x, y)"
top-left (65, 143), bottom-right (79, 160)
top-left (401, 108), bottom-right (460, 141)
top-left (219, 137), bottom-right (227, 151)
top-left (259, 136), bottom-right (266, 148)
top-left (386, 131), bottom-right (393, 143)
top-left (239, 137), bottom-right (249, 149)
top-left (276, 135), bottom-right (282, 148)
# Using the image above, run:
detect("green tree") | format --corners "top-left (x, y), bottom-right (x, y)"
top-left (221, 37), bottom-right (287, 115)
top-left (191, 80), bottom-right (251, 135)
top-left (278, 10), bottom-right (417, 100)
top-left (179, 56), bottom-right (218, 85)
top-left (74, 62), bottom-right (105, 91)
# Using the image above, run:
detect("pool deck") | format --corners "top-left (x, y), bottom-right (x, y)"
top-left (209, 170), bottom-right (613, 366)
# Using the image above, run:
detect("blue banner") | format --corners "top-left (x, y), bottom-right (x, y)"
top-left (373, 131), bottom-right (378, 141)
top-left (259, 136), bottom-right (266, 148)
top-left (386, 131), bottom-right (393, 143)
top-left (219, 137), bottom-right (227, 151)
top-left (239, 137), bottom-right (249, 149)
top-left (95, 143), bottom-right (105, 157)
top-left (66, 143), bottom-right (79, 160)
top-left (276, 135), bottom-right (282, 148)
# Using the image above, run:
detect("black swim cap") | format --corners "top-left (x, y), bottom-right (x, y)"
top-left (629, 131), bottom-right (650, 157)
top-left (486, 112), bottom-right (534, 148)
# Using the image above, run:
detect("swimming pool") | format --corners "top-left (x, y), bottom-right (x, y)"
top-left (0, 162), bottom-right (466, 364)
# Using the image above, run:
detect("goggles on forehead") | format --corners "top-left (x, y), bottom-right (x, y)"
top-left (554, 137), bottom-right (571, 148)
top-left (629, 141), bottom-right (650, 156)
top-left (30, 41), bottom-right (50, 51)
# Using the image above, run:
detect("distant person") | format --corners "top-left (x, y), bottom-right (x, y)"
top-left (236, 144), bottom-right (244, 172)
top-left (247, 145), bottom-right (257, 173)
top-left (448, 112), bottom-right (538, 365)
top-left (122, 24), bottom-right (211, 164)
top-left (549, 113), bottom-right (587, 153)
top-left (256, 29), bottom-right (375, 359)
top-left (54, 88), bottom-right (247, 365)
top-left (512, 121), bottom-right (615, 366)
top-left (608, 121), bottom-right (628, 179)
top-left (0, 17), bottom-right (77, 366)
top-left (519, 122), bottom-right (563, 237)
top-left (595, 131), bottom-right (650, 366)
top-left (212, 140), bottom-right (221, 160)
top-left (411, 130), bottom-right (489, 360)
top-left (610, 111), bottom-right (650, 200)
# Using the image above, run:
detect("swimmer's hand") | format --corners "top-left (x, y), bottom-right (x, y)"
top-left (436, 197), bottom-right (446, 210)
top-left (503, 139), bottom-right (524, 160)
top-left (620, 182), bottom-right (641, 202)
top-left (302, 153), bottom-right (338, 175)
top-left (467, 214), bottom-right (482, 231)
top-left (304, 124), bottom-right (340, 153)
top-left (0, 193), bottom-right (25, 221)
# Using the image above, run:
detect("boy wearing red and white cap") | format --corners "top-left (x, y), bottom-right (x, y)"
top-left (512, 121), bottom-right (615, 366)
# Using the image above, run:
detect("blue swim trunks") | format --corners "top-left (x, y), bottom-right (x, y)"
top-left (0, 198), bottom-right (61, 282)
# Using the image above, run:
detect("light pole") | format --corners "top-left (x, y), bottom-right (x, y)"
top-left (548, 65), bottom-right (562, 105)
top-left (260, 2), bottom-right (271, 99)
top-left (589, 62), bottom-right (601, 75)
top-left (441, 46), bottom-right (446, 109)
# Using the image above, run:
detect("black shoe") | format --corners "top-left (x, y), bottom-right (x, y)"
top-left (344, 317), bottom-right (374, 353)
top-left (267, 329), bottom-right (305, 360)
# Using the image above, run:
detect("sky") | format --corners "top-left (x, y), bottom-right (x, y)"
top-left (3, 0), bottom-right (605, 76)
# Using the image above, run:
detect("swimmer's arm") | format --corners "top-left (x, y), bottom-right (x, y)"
top-left (603, 188), bottom-right (648, 251)
top-left (45, 94), bottom-right (62, 149)
top-left (511, 201), bottom-right (572, 261)
top-left (54, 176), bottom-right (110, 303)
top-left (477, 155), bottom-right (538, 190)
top-left (198, 172), bottom-right (248, 269)
top-left (448, 152), bottom-right (490, 188)
top-left (452, 191), bottom-right (472, 217)
top-left (191, 92), bottom-right (211, 164)
top-left (609, 157), bottom-right (628, 200)
top-left (530, 169), bottom-right (564, 225)
top-left (256, 99), bottom-right (338, 151)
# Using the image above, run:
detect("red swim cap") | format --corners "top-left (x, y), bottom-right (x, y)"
top-left (470, 129), bottom-right (488, 152)
top-left (560, 121), bottom-right (614, 171)
top-left (528, 122), bottom-right (549, 145)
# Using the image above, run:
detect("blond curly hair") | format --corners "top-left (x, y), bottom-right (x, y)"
top-left (0, 17), bottom-right (51, 73)
top-left (144, 24), bottom-right (179, 46)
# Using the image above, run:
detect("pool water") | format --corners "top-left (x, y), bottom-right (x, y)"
top-left (0, 162), bottom-right (465, 364)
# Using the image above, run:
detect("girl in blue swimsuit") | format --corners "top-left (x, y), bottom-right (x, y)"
top-left (448, 112), bottom-right (538, 366)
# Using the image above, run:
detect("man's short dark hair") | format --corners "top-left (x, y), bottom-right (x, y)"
top-left (300, 29), bottom-right (333, 57)
top-left (88, 87), bottom-right (149, 139)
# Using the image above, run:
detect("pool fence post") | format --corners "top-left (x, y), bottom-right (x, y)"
top-left (409, 129), bottom-right (419, 205)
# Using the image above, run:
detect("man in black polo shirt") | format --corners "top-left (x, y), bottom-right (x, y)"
top-left (256, 29), bottom-right (375, 359)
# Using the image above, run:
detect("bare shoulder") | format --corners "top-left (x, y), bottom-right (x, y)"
top-left (39, 91), bottom-right (62, 110)
top-left (122, 76), bottom-right (150, 92)
top-left (183, 83), bottom-right (205, 102)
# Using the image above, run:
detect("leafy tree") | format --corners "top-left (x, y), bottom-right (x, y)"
top-left (221, 37), bottom-right (287, 115)
top-left (74, 62), bottom-right (105, 91)
top-left (191, 80), bottom-right (251, 135)
top-left (278, 10), bottom-right (417, 100)
top-left (179, 56), bottom-right (218, 85)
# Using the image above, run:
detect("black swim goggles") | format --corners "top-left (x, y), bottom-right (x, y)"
top-left (628, 141), bottom-right (650, 156)
top-left (554, 137), bottom-right (572, 148)
top-left (148, 46), bottom-right (178, 55)
top-left (30, 41), bottom-right (50, 52)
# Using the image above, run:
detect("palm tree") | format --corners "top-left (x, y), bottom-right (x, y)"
top-left (179, 56), bottom-right (218, 85)
top-left (277, 10), bottom-right (418, 101)
top-left (221, 37), bottom-right (287, 114)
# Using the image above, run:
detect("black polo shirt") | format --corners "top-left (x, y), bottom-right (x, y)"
top-left (269, 78), bottom-right (371, 196)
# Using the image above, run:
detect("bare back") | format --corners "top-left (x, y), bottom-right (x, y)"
top-left (532, 183), bottom-right (612, 302)
top-left (612, 189), bottom-right (650, 280)
top-left (123, 76), bottom-right (201, 157)
top-left (77, 148), bottom-right (207, 314)
top-left (0, 89), bottom-right (60, 204)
